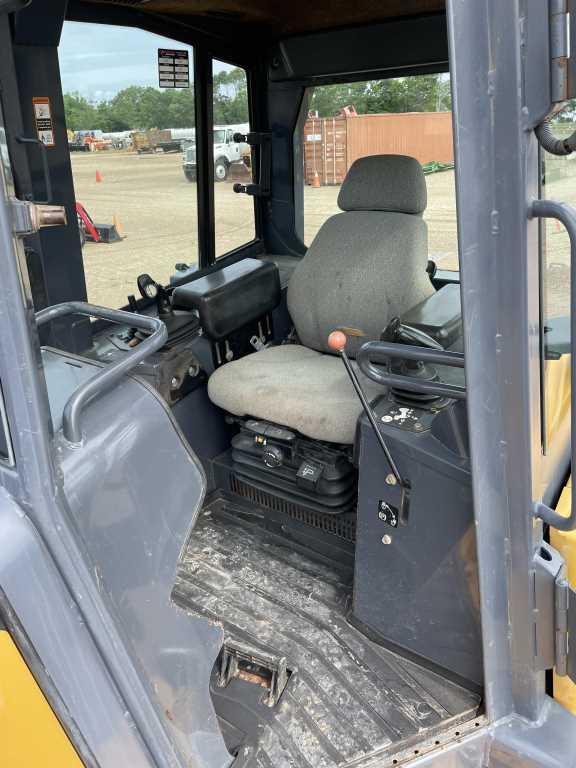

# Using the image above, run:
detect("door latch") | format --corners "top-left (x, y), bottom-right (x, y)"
top-left (9, 199), bottom-right (67, 236)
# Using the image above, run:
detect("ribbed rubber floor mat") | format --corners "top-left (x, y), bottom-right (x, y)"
top-left (172, 503), bottom-right (481, 767)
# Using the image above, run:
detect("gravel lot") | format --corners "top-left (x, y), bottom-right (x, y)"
top-left (72, 150), bottom-right (571, 317)
top-left (72, 151), bottom-right (254, 308)
top-left (71, 151), bottom-right (460, 307)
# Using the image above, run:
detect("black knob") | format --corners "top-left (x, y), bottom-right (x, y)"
top-left (263, 445), bottom-right (283, 468)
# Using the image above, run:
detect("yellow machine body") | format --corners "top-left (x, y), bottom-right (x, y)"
top-left (551, 476), bottom-right (576, 714)
top-left (0, 631), bottom-right (83, 767)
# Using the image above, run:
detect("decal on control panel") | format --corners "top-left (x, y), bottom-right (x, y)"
top-left (382, 406), bottom-right (415, 425)
top-left (378, 501), bottom-right (399, 528)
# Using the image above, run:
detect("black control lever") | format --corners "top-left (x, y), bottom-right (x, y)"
top-left (328, 330), bottom-right (411, 524)
top-left (382, 316), bottom-right (443, 350)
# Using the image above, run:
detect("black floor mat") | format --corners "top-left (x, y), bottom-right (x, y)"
top-left (172, 500), bottom-right (482, 768)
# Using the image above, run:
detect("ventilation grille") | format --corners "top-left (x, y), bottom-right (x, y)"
top-left (230, 475), bottom-right (356, 542)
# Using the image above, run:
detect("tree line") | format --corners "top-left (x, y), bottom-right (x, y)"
top-left (309, 75), bottom-right (451, 116)
top-left (64, 69), bottom-right (452, 133)
top-left (64, 68), bottom-right (249, 132)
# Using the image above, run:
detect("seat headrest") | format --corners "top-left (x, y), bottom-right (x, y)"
top-left (337, 154), bottom-right (427, 215)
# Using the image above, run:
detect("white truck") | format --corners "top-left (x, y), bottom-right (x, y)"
top-left (182, 123), bottom-right (250, 182)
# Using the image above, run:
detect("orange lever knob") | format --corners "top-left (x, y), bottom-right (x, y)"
top-left (328, 330), bottom-right (347, 352)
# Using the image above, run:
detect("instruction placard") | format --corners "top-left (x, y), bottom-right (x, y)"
top-left (158, 49), bottom-right (190, 89)
top-left (33, 97), bottom-right (55, 147)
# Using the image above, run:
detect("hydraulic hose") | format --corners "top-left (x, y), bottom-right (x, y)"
top-left (535, 117), bottom-right (576, 156)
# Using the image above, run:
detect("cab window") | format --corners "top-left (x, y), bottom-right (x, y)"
top-left (295, 74), bottom-right (458, 271)
top-left (58, 22), bottom-right (198, 308)
top-left (212, 61), bottom-right (255, 257)
top-left (540, 129), bottom-right (574, 451)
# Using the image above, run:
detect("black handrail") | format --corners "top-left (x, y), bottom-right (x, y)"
top-left (356, 341), bottom-right (466, 400)
top-left (530, 199), bottom-right (576, 531)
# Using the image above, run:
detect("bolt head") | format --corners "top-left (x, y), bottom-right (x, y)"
top-left (385, 473), bottom-right (397, 486)
top-left (381, 534), bottom-right (392, 545)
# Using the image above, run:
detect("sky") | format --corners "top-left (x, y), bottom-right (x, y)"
top-left (59, 21), bottom-right (232, 103)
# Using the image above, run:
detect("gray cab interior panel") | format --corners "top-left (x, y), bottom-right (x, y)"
top-left (42, 348), bottom-right (232, 768)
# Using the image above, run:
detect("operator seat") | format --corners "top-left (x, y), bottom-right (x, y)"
top-left (208, 154), bottom-right (435, 444)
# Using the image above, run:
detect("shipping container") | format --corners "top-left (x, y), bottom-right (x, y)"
top-left (303, 112), bottom-right (454, 185)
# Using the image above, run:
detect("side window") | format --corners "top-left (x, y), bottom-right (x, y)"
top-left (0, 383), bottom-right (13, 465)
top-left (296, 75), bottom-right (458, 271)
top-left (540, 137), bottom-right (573, 451)
top-left (58, 22), bottom-right (197, 308)
top-left (212, 62), bottom-right (255, 257)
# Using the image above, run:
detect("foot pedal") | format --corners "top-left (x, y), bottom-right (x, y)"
top-left (217, 640), bottom-right (291, 707)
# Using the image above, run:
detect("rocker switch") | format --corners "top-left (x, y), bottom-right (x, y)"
top-left (296, 460), bottom-right (323, 489)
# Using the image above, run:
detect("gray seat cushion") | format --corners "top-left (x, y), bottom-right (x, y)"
top-left (337, 154), bottom-right (427, 213)
top-left (287, 210), bottom-right (432, 356)
top-left (207, 344), bottom-right (383, 444)
top-left (208, 154), bottom-right (432, 444)
top-left (287, 154), bottom-right (434, 356)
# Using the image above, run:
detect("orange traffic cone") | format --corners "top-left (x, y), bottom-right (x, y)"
top-left (310, 170), bottom-right (321, 188)
top-left (112, 213), bottom-right (124, 237)
top-left (95, 169), bottom-right (103, 183)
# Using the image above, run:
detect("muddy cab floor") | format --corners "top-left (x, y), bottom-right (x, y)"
top-left (172, 499), bottom-right (482, 767)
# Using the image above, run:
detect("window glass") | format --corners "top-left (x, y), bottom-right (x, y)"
top-left (0, 383), bottom-right (13, 465)
top-left (297, 75), bottom-right (458, 270)
top-left (540, 127), bottom-right (573, 450)
top-left (59, 22), bottom-right (197, 307)
top-left (212, 61), bottom-right (255, 257)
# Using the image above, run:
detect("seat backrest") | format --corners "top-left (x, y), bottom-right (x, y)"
top-left (287, 154), bottom-right (435, 355)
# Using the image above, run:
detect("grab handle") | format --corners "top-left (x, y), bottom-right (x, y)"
top-left (16, 136), bottom-right (53, 204)
top-left (356, 341), bottom-right (466, 400)
top-left (530, 199), bottom-right (576, 530)
top-left (36, 302), bottom-right (167, 444)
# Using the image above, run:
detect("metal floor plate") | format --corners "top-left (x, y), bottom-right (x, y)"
top-left (172, 501), bottom-right (482, 768)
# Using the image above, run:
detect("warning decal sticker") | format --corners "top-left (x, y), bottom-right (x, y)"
top-left (158, 48), bottom-right (190, 89)
top-left (33, 97), bottom-right (55, 147)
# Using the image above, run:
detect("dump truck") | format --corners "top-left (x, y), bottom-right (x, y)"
top-left (1, 1), bottom-right (576, 767)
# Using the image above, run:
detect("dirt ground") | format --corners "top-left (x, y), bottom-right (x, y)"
top-left (72, 150), bottom-right (571, 317)
top-left (71, 151), bottom-right (461, 307)
top-left (72, 151), bottom-right (254, 308)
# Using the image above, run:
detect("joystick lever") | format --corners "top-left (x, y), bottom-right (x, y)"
top-left (328, 330), bottom-right (411, 524)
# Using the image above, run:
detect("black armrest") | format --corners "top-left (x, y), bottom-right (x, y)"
top-left (172, 258), bottom-right (280, 341)
top-left (400, 283), bottom-right (462, 348)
